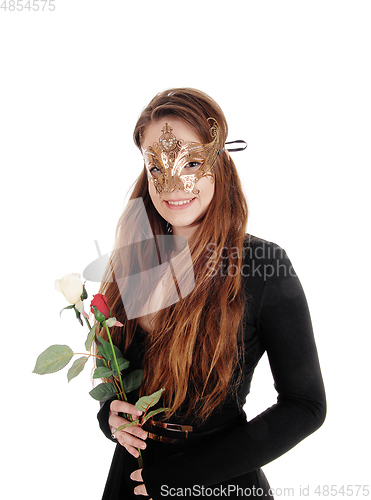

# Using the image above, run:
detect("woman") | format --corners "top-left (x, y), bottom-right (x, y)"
top-left (96, 88), bottom-right (326, 499)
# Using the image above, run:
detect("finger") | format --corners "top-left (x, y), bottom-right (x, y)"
top-left (134, 484), bottom-right (148, 496)
top-left (115, 429), bottom-right (147, 454)
top-left (122, 423), bottom-right (148, 441)
top-left (109, 413), bottom-right (147, 441)
top-left (130, 468), bottom-right (143, 482)
top-left (108, 412), bottom-right (128, 430)
top-left (124, 442), bottom-right (142, 459)
top-left (110, 400), bottom-right (143, 418)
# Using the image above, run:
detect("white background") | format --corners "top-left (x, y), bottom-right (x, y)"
top-left (1, 1), bottom-right (370, 498)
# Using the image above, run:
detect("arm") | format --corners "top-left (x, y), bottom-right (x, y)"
top-left (141, 248), bottom-right (326, 496)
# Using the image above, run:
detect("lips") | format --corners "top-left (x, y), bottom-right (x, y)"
top-left (164, 197), bottom-right (196, 209)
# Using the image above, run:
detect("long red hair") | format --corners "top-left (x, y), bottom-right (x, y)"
top-left (98, 88), bottom-right (248, 422)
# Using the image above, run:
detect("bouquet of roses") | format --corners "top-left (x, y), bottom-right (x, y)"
top-left (33, 273), bottom-right (167, 466)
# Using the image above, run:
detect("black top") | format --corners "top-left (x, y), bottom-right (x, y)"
top-left (97, 235), bottom-right (326, 498)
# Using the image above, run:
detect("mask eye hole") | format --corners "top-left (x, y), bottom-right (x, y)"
top-left (149, 165), bottom-right (163, 178)
top-left (180, 162), bottom-right (203, 175)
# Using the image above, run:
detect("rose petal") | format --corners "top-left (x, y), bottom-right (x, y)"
top-left (54, 279), bottom-right (62, 294)
top-left (105, 317), bottom-right (123, 328)
top-left (60, 274), bottom-right (83, 304)
top-left (90, 293), bottom-right (110, 319)
top-left (105, 317), bottom-right (116, 327)
top-left (75, 300), bottom-right (84, 313)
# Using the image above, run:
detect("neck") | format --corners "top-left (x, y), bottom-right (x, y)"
top-left (171, 223), bottom-right (199, 241)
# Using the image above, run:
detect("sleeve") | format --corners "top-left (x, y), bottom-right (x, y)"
top-left (97, 398), bottom-right (117, 443)
top-left (141, 248), bottom-right (326, 497)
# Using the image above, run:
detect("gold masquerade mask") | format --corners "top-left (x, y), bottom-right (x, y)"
top-left (142, 118), bottom-right (222, 195)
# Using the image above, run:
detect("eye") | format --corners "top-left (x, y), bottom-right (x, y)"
top-left (149, 166), bottom-right (162, 178)
top-left (186, 162), bottom-right (202, 170)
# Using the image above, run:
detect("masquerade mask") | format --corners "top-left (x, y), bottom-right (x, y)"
top-left (142, 118), bottom-right (222, 195)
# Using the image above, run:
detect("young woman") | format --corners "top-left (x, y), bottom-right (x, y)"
top-left (96, 88), bottom-right (326, 499)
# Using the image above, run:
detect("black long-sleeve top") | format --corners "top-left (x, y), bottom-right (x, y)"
top-left (97, 236), bottom-right (326, 498)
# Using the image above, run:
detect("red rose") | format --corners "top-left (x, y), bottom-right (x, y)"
top-left (90, 293), bottom-right (111, 321)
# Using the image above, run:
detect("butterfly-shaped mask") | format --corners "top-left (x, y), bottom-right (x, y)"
top-left (142, 119), bottom-right (222, 195)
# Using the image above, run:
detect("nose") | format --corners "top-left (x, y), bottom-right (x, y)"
top-left (163, 169), bottom-right (183, 193)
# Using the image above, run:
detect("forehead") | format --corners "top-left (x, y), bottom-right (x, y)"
top-left (141, 119), bottom-right (201, 149)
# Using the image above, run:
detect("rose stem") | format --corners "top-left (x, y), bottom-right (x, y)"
top-left (103, 321), bottom-right (127, 402)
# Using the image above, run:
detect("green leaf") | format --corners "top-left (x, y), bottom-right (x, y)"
top-left (80, 283), bottom-right (88, 301)
top-left (73, 306), bottom-right (83, 326)
top-left (123, 369), bottom-right (144, 393)
top-left (96, 336), bottom-right (111, 359)
top-left (93, 366), bottom-right (114, 379)
top-left (135, 388), bottom-right (165, 412)
top-left (115, 357), bottom-right (130, 374)
top-left (85, 323), bottom-right (98, 351)
top-left (96, 336), bottom-right (124, 363)
top-left (89, 382), bottom-right (116, 401)
top-left (33, 345), bottom-right (74, 375)
top-left (113, 346), bottom-right (126, 363)
top-left (114, 419), bottom-right (140, 433)
top-left (141, 407), bottom-right (169, 425)
top-left (95, 336), bottom-right (129, 377)
top-left (67, 356), bottom-right (89, 382)
top-left (92, 305), bottom-right (106, 323)
top-left (59, 304), bottom-right (74, 317)
top-left (112, 345), bottom-right (125, 363)
top-left (96, 356), bottom-right (106, 368)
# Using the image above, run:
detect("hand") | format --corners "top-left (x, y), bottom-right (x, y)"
top-left (130, 468), bottom-right (151, 498)
top-left (109, 400), bottom-right (147, 459)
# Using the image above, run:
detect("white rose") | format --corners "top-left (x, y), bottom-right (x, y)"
top-left (54, 273), bottom-right (84, 312)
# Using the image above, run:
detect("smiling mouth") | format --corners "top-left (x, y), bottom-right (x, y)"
top-left (166, 198), bottom-right (195, 206)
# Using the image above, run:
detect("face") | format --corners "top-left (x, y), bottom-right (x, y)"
top-left (142, 120), bottom-right (216, 238)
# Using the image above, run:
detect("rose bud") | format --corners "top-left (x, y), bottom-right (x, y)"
top-left (90, 293), bottom-right (111, 322)
top-left (55, 273), bottom-right (85, 313)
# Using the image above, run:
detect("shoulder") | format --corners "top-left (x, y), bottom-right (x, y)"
top-left (241, 234), bottom-right (298, 322)
top-left (242, 234), bottom-right (294, 279)
top-left (242, 234), bottom-right (288, 264)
